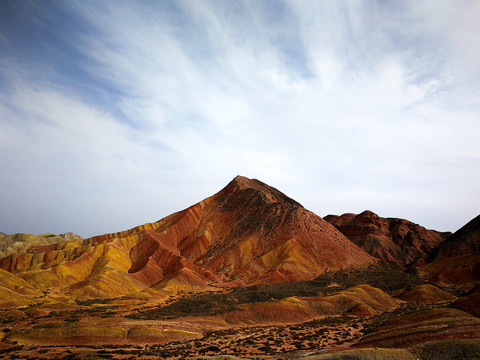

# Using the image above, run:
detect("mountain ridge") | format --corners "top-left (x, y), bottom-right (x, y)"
top-left (0, 176), bottom-right (375, 300)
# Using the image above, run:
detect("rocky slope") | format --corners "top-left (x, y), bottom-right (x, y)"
top-left (355, 308), bottom-right (480, 348)
top-left (325, 210), bottom-right (448, 269)
top-left (421, 214), bottom-right (480, 290)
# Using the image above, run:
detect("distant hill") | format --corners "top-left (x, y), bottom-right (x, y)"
top-left (0, 232), bottom-right (82, 258)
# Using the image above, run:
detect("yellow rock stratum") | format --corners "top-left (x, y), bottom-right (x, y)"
top-left (223, 284), bottom-right (399, 325)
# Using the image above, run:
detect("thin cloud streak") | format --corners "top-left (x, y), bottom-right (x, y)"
top-left (0, 0), bottom-right (479, 236)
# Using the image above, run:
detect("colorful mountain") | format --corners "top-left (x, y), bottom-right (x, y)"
top-left (0, 176), bottom-right (479, 359)
top-left (0, 176), bottom-right (375, 300)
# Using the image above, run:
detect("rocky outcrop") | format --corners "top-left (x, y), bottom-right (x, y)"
top-left (325, 210), bottom-right (448, 269)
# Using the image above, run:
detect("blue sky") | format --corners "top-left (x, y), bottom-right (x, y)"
top-left (1, 0), bottom-right (479, 237)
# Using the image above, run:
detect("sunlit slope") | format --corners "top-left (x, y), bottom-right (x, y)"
top-left (0, 268), bottom-right (40, 308)
top-left (0, 232), bottom-right (80, 258)
top-left (188, 176), bottom-right (376, 284)
top-left (397, 284), bottom-right (457, 304)
top-left (222, 284), bottom-right (399, 325)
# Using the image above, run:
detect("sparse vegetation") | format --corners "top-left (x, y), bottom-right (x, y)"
top-left (129, 265), bottom-right (425, 320)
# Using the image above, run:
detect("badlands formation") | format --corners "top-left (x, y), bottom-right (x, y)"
top-left (0, 176), bottom-right (479, 359)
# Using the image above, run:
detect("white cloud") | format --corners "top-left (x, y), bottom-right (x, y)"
top-left (0, 0), bottom-right (479, 235)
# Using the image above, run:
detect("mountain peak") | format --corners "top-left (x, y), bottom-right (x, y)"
top-left (223, 175), bottom-right (303, 208)
top-left (232, 175), bottom-right (253, 186)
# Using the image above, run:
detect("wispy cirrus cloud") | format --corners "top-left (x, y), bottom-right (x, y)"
top-left (0, 0), bottom-right (479, 236)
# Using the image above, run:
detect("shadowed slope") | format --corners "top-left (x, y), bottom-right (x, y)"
top-left (301, 348), bottom-right (415, 360)
top-left (410, 339), bottom-right (480, 360)
top-left (325, 211), bottom-right (448, 269)
top-left (421, 214), bottom-right (480, 290)
top-left (450, 293), bottom-right (480, 317)
top-left (356, 308), bottom-right (480, 348)
top-left (427, 214), bottom-right (480, 261)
